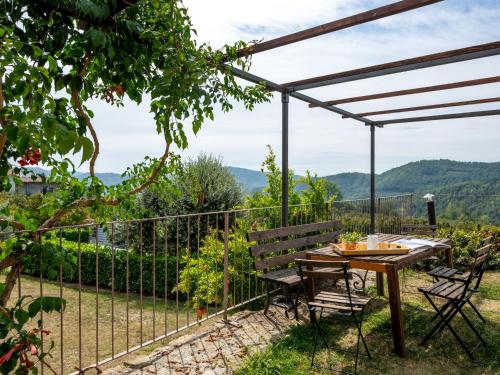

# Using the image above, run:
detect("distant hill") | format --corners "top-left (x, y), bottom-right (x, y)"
top-left (23, 161), bottom-right (500, 223)
top-left (227, 167), bottom-right (267, 193)
top-left (324, 160), bottom-right (500, 199)
top-left (24, 167), bottom-right (126, 186)
top-left (226, 160), bottom-right (500, 223)
top-left (73, 171), bottom-right (126, 186)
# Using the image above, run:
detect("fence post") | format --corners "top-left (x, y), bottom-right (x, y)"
top-left (223, 212), bottom-right (229, 321)
top-left (409, 194), bottom-right (414, 221)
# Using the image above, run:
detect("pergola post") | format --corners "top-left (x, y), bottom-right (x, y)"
top-left (281, 91), bottom-right (289, 227)
top-left (370, 124), bottom-right (384, 295)
top-left (370, 124), bottom-right (376, 234)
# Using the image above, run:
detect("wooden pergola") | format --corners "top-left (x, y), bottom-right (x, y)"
top-left (230, 0), bottom-right (500, 235)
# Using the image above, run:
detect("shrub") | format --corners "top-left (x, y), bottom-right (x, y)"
top-left (437, 226), bottom-right (499, 270)
top-left (175, 219), bottom-right (257, 309)
top-left (21, 239), bottom-right (183, 298)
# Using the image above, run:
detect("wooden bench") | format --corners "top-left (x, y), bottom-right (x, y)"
top-left (401, 224), bottom-right (438, 237)
top-left (247, 220), bottom-right (342, 319)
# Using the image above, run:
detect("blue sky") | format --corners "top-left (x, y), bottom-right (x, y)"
top-left (86, 0), bottom-right (500, 175)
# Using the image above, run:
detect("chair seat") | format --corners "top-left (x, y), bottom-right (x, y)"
top-left (428, 265), bottom-right (458, 278)
top-left (428, 266), bottom-right (470, 281)
top-left (309, 290), bottom-right (370, 313)
top-left (419, 279), bottom-right (466, 300)
top-left (260, 267), bottom-right (302, 286)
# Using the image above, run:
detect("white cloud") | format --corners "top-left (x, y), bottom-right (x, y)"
top-left (81, 0), bottom-right (500, 175)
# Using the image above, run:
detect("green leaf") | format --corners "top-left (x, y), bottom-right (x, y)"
top-left (47, 55), bottom-right (58, 73)
top-left (80, 137), bottom-right (94, 165)
top-left (14, 308), bottom-right (29, 325)
top-left (28, 298), bottom-right (42, 317)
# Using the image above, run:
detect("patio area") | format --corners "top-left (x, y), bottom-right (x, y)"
top-left (104, 271), bottom-right (499, 375)
top-left (1, 1), bottom-right (499, 374)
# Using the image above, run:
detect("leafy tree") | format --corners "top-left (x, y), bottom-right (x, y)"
top-left (246, 146), bottom-right (342, 226)
top-left (0, 1), bottom-right (269, 309)
top-left (246, 145), bottom-right (300, 209)
top-left (299, 170), bottom-right (342, 207)
top-left (142, 154), bottom-right (243, 216)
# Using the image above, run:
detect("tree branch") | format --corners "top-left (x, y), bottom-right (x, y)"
top-left (39, 140), bottom-right (171, 228)
top-left (0, 72), bottom-right (7, 159)
top-left (71, 53), bottom-right (99, 177)
top-left (126, 141), bottom-right (171, 197)
top-left (71, 90), bottom-right (99, 177)
top-left (0, 259), bottom-right (22, 306)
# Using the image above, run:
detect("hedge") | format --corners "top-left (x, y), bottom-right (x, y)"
top-left (45, 228), bottom-right (92, 243)
top-left (22, 239), bottom-right (185, 298)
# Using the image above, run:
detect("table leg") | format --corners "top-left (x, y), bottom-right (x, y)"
top-left (306, 254), bottom-right (316, 322)
top-left (386, 264), bottom-right (405, 357)
top-left (376, 272), bottom-right (384, 296)
top-left (445, 246), bottom-right (453, 268)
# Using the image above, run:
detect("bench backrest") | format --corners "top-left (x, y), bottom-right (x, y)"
top-left (247, 220), bottom-right (342, 272)
top-left (401, 223), bottom-right (437, 237)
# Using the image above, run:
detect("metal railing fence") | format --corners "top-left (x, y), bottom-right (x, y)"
top-left (2, 195), bottom-right (413, 374)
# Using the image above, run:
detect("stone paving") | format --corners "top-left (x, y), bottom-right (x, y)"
top-left (105, 306), bottom-right (306, 375)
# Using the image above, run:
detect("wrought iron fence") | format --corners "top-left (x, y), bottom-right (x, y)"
top-left (331, 194), bottom-right (413, 234)
top-left (3, 195), bottom-right (413, 374)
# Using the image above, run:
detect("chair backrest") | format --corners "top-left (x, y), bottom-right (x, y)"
top-left (296, 259), bottom-right (356, 314)
top-left (480, 236), bottom-right (493, 246)
top-left (467, 243), bottom-right (493, 291)
top-left (455, 244), bottom-right (493, 302)
top-left (401, 223), bottom-right (438, 237)
top-left (247, 220), bottom-right (342, 272)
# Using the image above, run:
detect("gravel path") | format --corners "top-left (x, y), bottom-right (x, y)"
top-left (105, 306), bottom-right (306, 375)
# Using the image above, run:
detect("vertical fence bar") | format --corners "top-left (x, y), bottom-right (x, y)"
top-left (139, 221), bottom-right (143, 346)
top-left (95, 224), bottom-right (99, 364)
top-left (126, 223), bottom-right (130, 352)
top-left (186, 217), bottom-right (190, 327)
top-left (206, 214), bottom-right (209, 318)
top-left (164, 219), bottom-right (168, 335)
top-left (78, 228), bottom-right (82, 371)
top-left (223, 212), bottom-right (229, 320)
top-left (215, 214), bottom-right (219, 315)
top-left (196, 215), bottom-right (201, 322)
top-left (152, 220), bottom-right (156, 340)
top-left (17, 264), bottom-right (21, 299)
top-left (176, 217), bottom-right (179, 331)
top-left (59, 229), bottom-right (64, 374)
top-left (39, 231), bottom-right (44, 375)
top-left (111, 223), bottom-right (115, 358)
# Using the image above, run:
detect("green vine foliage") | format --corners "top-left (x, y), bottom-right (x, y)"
top-left (0, 2), bottom-right (269, 368)
top-left (0, 296), bottom-right (66, 374)
top-left (0, 0), bottom-right (270, 230)
top-left (176, 219), bottom-right (256, 309)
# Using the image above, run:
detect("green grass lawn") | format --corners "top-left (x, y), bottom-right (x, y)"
top-left (234, 271), bottom-right (500, 375)
top-left (9, 275), bottom-right (205, 374)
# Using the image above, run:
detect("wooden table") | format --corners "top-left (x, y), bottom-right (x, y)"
top-left (306, 233), bottom-right (452, 357)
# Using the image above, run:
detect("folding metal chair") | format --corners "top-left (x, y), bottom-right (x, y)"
top-left (428, 236), bottom-right (493, 281)
top-left (426, 236), bottom-right (493, 323)
top-left (419, 243), bottom-right (493, 359)
top-left (297, 259), bottom-right (371, 374)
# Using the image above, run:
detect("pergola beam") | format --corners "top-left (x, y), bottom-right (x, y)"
top-left (313, 76), bottom-right (500, 106)
top-left (344, 97), bottom-right (500, 117)
top-left (375, 109), bottom-right (500, 125)
top-left (238, 0), bottom-right (443, 57)
top-left (286, 41), bottom-right (500, 91)
top-left (229, 66), bottom-right (376, 125)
